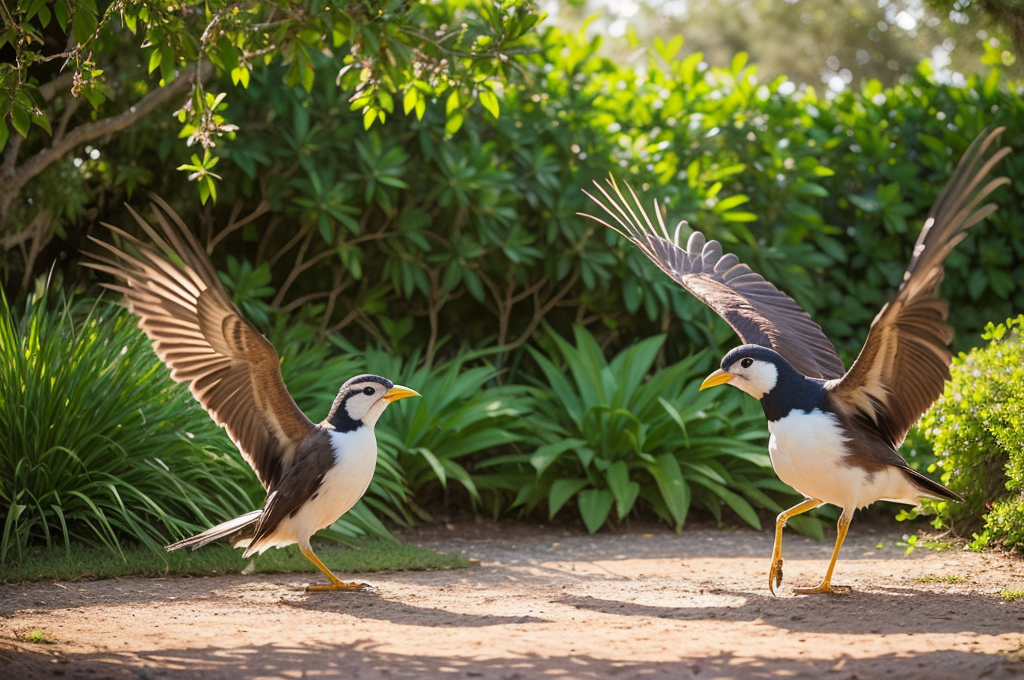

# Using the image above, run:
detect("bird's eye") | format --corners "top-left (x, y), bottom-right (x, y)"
top-left (740, 358), bottom-right (753, 369)
top-left (363, 387), bottom-right (375, 396)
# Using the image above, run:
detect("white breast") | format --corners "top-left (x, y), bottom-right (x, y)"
top-left (768, 409), bottom-right (928, 511)
top-left (768, 409), bottom-right (866, 510)
top-left (248, 427), bottom-right (379, 554)
top-left (309, 427), bottom-right (379, 532)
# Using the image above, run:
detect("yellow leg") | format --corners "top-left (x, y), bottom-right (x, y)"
top-left (794, 512), bottom-right (852, 595)
top-left (768, 497), bottom-right (823, 596)
top-left (300, 546), bottom-right (368, 592)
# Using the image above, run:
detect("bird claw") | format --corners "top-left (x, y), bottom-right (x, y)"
top-left (793, 583), bottom-right (851, 596)
top-left (768, 557), bottom-right (784, 596)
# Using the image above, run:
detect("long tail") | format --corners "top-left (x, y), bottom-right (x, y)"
top-left (905, 467), bottom-right (964, 503)
top-left (164, 510), bottom-right (263, 551)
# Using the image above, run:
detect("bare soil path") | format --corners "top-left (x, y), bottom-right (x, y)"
top-left (2, 522), bottom-right (1023, 679)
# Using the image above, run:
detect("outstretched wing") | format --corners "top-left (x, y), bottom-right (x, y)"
top-left (829, 127), bottom-right (1010, 448)
top-left (85, 196), bottom-right (315, 490)
top-left (583, 179), bottom-right (846, 380)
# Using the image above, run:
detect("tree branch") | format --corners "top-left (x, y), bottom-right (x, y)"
top-left (208, 199), bottom-right (270, 251)
top-left (0, 62), bottom-right (212, 228)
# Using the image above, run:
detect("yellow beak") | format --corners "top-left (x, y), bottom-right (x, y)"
top-left (383, 384), bottom-right (421, 403)
top-left (699, 368), bottom-right (735, 391)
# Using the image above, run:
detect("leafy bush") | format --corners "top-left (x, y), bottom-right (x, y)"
top-left (34, 27), bottom-right (1017, 368)
top-left (9, 18), bottom-right (1024, 543)
top-left (495, 326), bottom-right (822, 536)
top-left (919, 315), bottom-right (1024, 552)
top-left (329, 341), bottom-right (535, 520)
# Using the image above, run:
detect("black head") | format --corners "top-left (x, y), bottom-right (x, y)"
top-left (701, 345), bottom-right (801, 400)
top-left (700, 344), bottom-right (828, 420)
top-left (325, 374), bottom-right (419, 432)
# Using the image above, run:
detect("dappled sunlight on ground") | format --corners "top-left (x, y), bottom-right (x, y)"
top-left (1, 525), bottom-right (1022, 679)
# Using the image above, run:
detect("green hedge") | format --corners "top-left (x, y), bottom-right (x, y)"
top-left (205, 40), bottom-right (1024, 363)
top-left (20, 26), bottom-right (1016, 367)
top-left (920, 316), bottom-right (1024, 552)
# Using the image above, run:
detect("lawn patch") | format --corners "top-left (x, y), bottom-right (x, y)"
top-left (1, 539), bottom-right (470, 583)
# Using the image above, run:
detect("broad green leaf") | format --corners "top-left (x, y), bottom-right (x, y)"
top-left (548, 479), bottom-right (588, 519)
top-left (479, 90), bottom-right (500, 119)
top-left (444, 113), bottom-right (464, 136)
top-left (578, 489), bottom-right (614, 533)
top-left (530, 439), bottom-right (586, 476)
top-left (446, 89), bottom-right (460, 115)
top-left (403, 88), bottom-right (418, 115)
top-left (11, 105), bottom-right (30, 137)
top-left (605, 461), bottom-right (640, 519)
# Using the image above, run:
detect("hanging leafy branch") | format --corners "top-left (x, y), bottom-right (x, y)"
top-left (0, 0), bottom-right (542, 221)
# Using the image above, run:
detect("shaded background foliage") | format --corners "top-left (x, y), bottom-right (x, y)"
top-left (562, 0), bottom-right (1023, 92)
top-left (38, 31), bottom-right (1022, 362)
top-left (2, 1), bottom-right (1024, 556)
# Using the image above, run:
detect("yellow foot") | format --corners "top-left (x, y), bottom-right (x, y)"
top-left (768, 557), bottom-right (784, 596)
top-left (305, 581), bottom-right (371, 592)
top-left (793, 583), bottom-right (852, 595)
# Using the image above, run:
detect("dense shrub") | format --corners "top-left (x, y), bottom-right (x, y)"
top-left (20, 26), bottom-right (1015, 367)
top-left (493, 326), bottom-right (821, 536)
top-left (7, 20), bottom-right (1024, 543)
top-left (919, 316), bottom-right (1024, 552)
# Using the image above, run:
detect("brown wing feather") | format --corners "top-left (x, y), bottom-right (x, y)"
top-left (582, 178), bottom-right (846, 380)
top-left (829, 127), bottom-right (1011, 448)
top-left (84, 196), bottom-right (315, 490)
top-left (244, 429), bottom-right (336, 556)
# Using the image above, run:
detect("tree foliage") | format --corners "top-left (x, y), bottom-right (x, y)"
top-left (0, 0), bottom-right (542, 236)
top-left (568, 0), bottom-right (1019, 93)
top-left (929, 0), bottom-right (1024, 57)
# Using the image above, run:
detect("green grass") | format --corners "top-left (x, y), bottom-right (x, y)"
top-left (916, 573), bottom-right (970, 584)
top-left (0, 539), bottom-right (471, 583)
top-left (22, 629), bottom-right (56, 644)
top-left (1, 290), bottom-right (266, 560)
top-left (1001, 588), bottom-right (1024, 602)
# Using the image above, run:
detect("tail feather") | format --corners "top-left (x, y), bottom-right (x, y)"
top-left (905, 467), bottom-right (963, 503)
top-left (165, 510), bottom-right (263, 552)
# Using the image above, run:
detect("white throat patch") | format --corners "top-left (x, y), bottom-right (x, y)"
top-left (730, 360), bottom-right (779, 400)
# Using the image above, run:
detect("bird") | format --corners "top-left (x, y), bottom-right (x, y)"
top-left (85, 196), bottom-right (419, 591)
top-left (582, 128), bottom-right (1010, 595)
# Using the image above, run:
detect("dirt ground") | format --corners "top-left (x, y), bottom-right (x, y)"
top-left (1, 521), bottom-right (1022, 680)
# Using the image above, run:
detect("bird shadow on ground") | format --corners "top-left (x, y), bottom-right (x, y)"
top-left (2, 638), bottom-right (1020, 680)
top-left (556, 587), bottom-right (1024, 636)
top-left (278, 588), bottom-right (547, 628)
top-left (0, 574), bottom-right (545, 629)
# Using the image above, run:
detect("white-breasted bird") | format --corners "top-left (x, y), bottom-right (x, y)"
top-left (583, 128), bottom-right (1010, 595)
top-left (86, 197), bottom-right (419, 591)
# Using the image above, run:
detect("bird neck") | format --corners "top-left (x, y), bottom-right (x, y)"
top-left (325, 399), bottom-right (363, 433)
top-left (759, 370), bottom-right (829, 423)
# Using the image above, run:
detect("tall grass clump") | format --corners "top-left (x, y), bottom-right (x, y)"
top-left (0, 288), bottom-right (260, 562)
